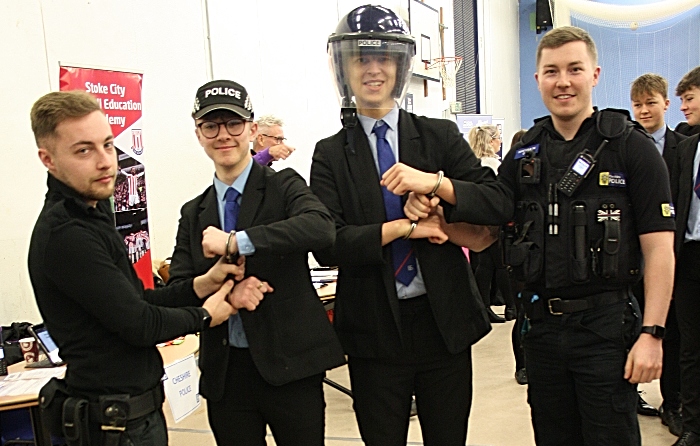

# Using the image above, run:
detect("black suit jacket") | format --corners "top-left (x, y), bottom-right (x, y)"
top-left (309, 110), bottom-right (512, 359)
top-left (661, 127), bottom-right (686, 177)
top-left (169, 161), bottom-right (345, 401)
top-left (671, 134), bottom-right (700, 256)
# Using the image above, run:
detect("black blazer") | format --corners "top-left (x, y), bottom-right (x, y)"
top-left (671, 133), bottom-right (700, 256)
top-left (661, 127), bottom-right (686, 177)
top-left (169, 161), bottom-right (345, 401)
top-left (310, 110), bottom-right (512, 359)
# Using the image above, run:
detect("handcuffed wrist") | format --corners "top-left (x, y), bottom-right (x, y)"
top-left (403, 221), bottom-right (417, 240)
top-left (427, 170), bottom-right (444, 198)
top-left (225, 230), bottom-right (237, 263)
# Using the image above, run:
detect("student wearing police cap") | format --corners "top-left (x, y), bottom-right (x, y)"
top-left (454, 26), bottom-right (674, 445)
top-left (310, 5), bottom-right (511, 445)
top-left (168, 79), bottom-right (345, 445)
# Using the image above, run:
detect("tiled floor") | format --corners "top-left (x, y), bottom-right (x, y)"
top-left (165, 308), bottom-right (678, 445)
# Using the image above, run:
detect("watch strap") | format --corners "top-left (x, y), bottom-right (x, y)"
top-left (200, 308), bottom-right (212, 331)
top-left (640, 325), bottom-right (665, 339)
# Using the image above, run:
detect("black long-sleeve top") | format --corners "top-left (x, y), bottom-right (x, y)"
top-left (28, 174), bottom-right (207, 398)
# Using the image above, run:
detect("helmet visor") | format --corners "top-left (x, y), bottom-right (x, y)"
top-left (328, 36), bottom-right (415, 112)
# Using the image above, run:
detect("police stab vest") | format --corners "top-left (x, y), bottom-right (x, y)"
top-left (505, 109), bottom-right (645, 297)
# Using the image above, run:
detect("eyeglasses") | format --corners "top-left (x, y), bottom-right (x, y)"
top-left (197, 119), bottom-right (251, 139)
top-left (261, 134), bottom-right (287, 144)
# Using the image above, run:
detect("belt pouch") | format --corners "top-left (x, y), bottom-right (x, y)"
top-left (602, 219), bottom-right (620, 278)
top-left (521, 290), bottom-right (544, 322)
top-left (99, 394), bottom-right (130, 446)
top-left (62, 397), bottom-right (90, 446)
top-left (39, 377), bottom-right (70, 435)
top-left (571, 203), bottom-right (589, 283)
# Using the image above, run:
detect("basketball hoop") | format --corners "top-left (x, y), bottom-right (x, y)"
top-left (428, 56), bottom-right (463, 88)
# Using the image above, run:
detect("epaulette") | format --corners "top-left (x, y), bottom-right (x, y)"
top-left (596, 108), bottom-right (633, 140)
top-left (517, 116), bottom-right (550, 148)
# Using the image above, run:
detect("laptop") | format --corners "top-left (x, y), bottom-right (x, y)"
top-left (26, 323), bottom-right (64, 368)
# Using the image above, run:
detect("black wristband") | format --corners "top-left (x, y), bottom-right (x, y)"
top-left (640, 325), bottom-right (665, 339)
top-left (200, 308), bottom-right (212, 331)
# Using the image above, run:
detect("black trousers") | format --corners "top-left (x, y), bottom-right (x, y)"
top-left (676, 241), bottom-right (700, 434)
top-left (473, 242), bottom-right (515, 309)
top-left (348, 295), bottom-right (472, 446)
top-left (207, 348), bottom-right (325, 446)
top-left (523, 297), bottom-right (641, 446)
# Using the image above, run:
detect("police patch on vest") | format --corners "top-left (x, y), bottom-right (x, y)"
top-left (661, 203), bottom-right (675, 218)
top-left (599, 171), bottom-right (626, 187)
top-left (514, 144), bottom-right (540, 160)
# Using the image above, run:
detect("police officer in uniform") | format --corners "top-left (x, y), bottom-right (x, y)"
top-left (496, 27), bottom-right (674, 445)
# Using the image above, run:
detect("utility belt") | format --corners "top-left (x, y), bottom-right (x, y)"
top-left (520, 288), bottom-right (629, 322)
top-left (39, 377), bottom-right (164, 446)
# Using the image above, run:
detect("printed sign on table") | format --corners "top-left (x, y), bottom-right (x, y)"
top-left (162, 354), bottom-right (201, 423)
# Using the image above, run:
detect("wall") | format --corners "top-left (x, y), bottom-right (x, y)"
top-left (477, 0), bottom-right (522, 153)
top-left (0, 0), bottom-right (212, 324)
top-left (518, 0), bottom-right (552, 129)
top-left (519, 0), bottom-right (700, 129)
top-left (0, 0), bottom-right (489, 324)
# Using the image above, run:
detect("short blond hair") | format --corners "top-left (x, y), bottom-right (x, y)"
top-left (631, 73), bottom-right (668, 101)
top-left (468, 125), bottom-right (499, 159)
top-left (30, 90), bottom-right (102, 147)
top-left (536, 26), bottom-right (597, 69)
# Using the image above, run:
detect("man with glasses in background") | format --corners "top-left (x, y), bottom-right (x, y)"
top-left (251, 114), bottom-right (295, 166)
top-left (168, 79), bottom-right (345, 445)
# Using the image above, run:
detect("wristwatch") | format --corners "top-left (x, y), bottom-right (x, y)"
top-left (200, 308), bottom-right (212, 331)
top-left (640, 325), bottom-right (665, 339)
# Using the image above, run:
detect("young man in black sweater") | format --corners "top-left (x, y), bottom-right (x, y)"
top-left (28, 90), bottom-right (239, 446)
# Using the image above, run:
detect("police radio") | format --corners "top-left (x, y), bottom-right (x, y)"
top-left (557, 140), bottom-right (609, 197)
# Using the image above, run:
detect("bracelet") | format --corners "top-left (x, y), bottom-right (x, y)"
top-left (225, 230), bottom-right (236, 263)
top-left (427, 170), bottom-right (444, 198)
top-left (403, 221), bottom-right (417, 240)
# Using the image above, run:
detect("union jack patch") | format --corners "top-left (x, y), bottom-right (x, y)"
top-left (597, 208), bottom-right (621, 222)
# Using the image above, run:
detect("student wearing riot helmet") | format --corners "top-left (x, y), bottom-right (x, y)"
top-left (408, 26), bottom-right (675, 445)
top-left (310, 5), bottom-right (511, 445)
top-left (670, 66), bottom-right (700, 446)
top-left (27, 90), bottom-right (239, 446)
top-left (629, 72), bottom-right (686, 435)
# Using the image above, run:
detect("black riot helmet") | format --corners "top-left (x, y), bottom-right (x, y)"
top-left (328, 5), bottom-right (415, 114)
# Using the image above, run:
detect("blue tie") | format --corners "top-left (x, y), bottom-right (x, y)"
top-left (223, 187), bottom-right (248, 347)
top-left (374, 121), bottom-right (417, 286)
top-left (224, 187), bottom-right (240, 232)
